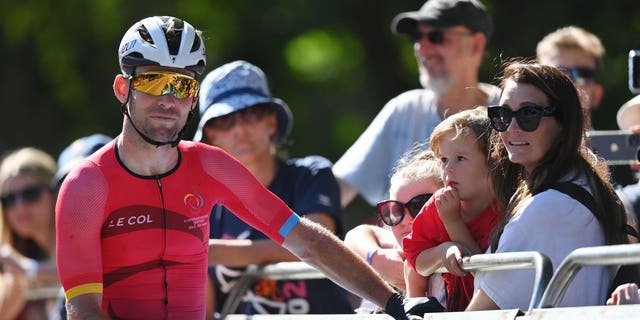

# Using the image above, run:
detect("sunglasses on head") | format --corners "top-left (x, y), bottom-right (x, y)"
top-left (206, 104), bottom-right (274, 131)
top-left (557, 66), bottom-right (597, 86)
top-left (377, 193), bottom-right (432, 226)
top-left (131, 71), bottom-right (200, 99)
top-left (1, 185), bottom-right (48, 209)
top-left (488, 105), bottom-right (557, 132)
top-left (408, 29), bottom-right (472, 45)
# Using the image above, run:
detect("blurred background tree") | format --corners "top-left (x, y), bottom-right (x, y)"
top-left (1, 0), bottom-right (640, 227)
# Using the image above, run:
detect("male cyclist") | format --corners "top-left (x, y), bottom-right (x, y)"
top-left (55, 16), bottom-right (424, 320)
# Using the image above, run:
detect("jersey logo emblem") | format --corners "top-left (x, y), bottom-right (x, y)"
top-left (184, 193), bottom-right (204, 210)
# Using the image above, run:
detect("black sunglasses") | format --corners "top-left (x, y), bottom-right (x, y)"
top-left (488, 105), bottom-right (557, 132)
top-left (557, 66), bottom-right (598, 85)
top-left (1, 185), bottom-right (48, 209)
top-left (409, 29), bottom-right (446, 44)
top-left (377, 193), bottom-right (432, 226)
top-left (408, 29), bottom-right (472, 45)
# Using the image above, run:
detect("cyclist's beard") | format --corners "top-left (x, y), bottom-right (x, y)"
top-left (128, 105), bottom-right (183, 144)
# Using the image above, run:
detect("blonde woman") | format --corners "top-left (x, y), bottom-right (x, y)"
top-left (345, 146), bottom-right (445, 313)
top-left (0, 147), bottom-right (60, 319)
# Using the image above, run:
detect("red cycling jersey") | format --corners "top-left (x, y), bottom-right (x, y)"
top-left (56, 140), bottom-right (298, 319)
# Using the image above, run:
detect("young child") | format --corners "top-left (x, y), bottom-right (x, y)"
top-left (403, 106), bottom-right (504, 311)
top-left (344, 146), bottom-right (446, 313)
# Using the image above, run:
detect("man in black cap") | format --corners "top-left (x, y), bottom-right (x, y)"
top-left (333, 0), bottom-right (500, 209)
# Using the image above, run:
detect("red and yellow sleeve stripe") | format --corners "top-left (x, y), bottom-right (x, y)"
top-left (65, 283), bottom-right (103, 300)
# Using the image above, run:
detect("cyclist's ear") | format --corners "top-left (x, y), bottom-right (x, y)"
top-left (113, 75), bottom-right (129, 104)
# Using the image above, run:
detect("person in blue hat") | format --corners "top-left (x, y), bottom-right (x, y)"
top-left (194, 60), bottom-right (353, 316)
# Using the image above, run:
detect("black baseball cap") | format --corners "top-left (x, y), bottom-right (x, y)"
top-left (392, 0), bottom-right (493, 39)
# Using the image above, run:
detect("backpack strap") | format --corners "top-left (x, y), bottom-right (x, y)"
top-left (549, 182), bottom-right (640, 241)
top-left (626, 223), bottom-right (640, 241)
top-left (550, 182), bottom-right (598, 215)
top-left (548, 182), bottom-right (640, 298)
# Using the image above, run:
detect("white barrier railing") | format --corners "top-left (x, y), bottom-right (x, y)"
top-left (218, 262), bottom-right (326, 319)
top-left (437, 251), bottom-right (552, 315)
top-left (462, 251), bottom-right (553, 314)
top-left (20, 245), bottom-right (640, 319)
top-left (219, 251), bottom-right (552, 318)
top-left (26, 285), bottom-right (61, 301)
top-left (538, 243), bottom-right (640, 308)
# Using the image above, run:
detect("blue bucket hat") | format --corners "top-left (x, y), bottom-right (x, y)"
top-left (53, 134), bottom-right (112, 188)
top-left (193, 60), bottom-right (293, 142)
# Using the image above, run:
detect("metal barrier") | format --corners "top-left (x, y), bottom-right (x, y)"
top-left (26, 285), bottom-right (61, 301)
top-left (225, 315), bottom-right (395, 320)
top-left (527, 304), bottom-right (640, 320)
top-left (218, 262), bottom-right (326, 319)
top-left (222, 304), bottom-right (640, 320)
top-left (219, 251), bottom-right (552, 318)
top-left (537, 243), bottom-right (640, 308)
top-left (442, 251), bottom-right (552, 315)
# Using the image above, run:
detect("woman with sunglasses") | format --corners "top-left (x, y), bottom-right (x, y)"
top-left (403, 107), bottom-right (504, 312)
top-left (0, 147), bottom-right (60, 319)
top-left (466, 61), bottom-right (628, 311)
top-left (344, 147), bottom-right (444, 313)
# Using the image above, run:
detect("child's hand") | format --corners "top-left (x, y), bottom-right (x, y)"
top-left (435, 186), bottom-right (462, 224)
top-left (607, 283), bottom-right (640, 305)
top-left (441, 242), bottom-right (466, 277)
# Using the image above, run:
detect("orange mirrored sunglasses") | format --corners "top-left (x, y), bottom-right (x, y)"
top-left (131, 71), bottom-right (199, 99)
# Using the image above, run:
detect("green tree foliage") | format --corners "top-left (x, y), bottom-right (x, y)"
top-left (1, 0), bottom-right (640, 225)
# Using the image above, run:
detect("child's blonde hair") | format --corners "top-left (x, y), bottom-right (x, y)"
top-left (429, 106), bottom-right (492, 160)
top-left (390, 144), bottom-right (443, 191)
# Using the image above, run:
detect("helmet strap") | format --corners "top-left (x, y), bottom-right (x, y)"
top-left (120, 67), bottom-right (193, 148)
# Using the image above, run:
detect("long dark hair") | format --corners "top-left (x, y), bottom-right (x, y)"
top-left (490, 60), bottom-right (627, 252)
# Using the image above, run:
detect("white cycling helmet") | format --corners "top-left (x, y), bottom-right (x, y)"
top-left (118, 16), bottom-right (206, 75)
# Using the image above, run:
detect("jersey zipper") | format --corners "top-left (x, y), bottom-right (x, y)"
top-left (156, 176), bottom-right (169, 319)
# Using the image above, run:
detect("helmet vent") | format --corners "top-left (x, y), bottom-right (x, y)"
top-left (163, 17), bottom-right (184, 56)
top-left (137, 25), bottom-right (155, 45)
top-left (191, 35), bottom-right (201, 53)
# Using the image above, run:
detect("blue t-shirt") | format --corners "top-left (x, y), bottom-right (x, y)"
top-left (209, 156), bottom-right (352, 314)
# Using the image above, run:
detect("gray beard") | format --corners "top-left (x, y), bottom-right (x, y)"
top-left (420, 72), bottom-right (452, 94)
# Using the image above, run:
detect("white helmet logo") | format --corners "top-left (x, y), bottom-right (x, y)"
top-left (121, 39), bottom-right (137, 54)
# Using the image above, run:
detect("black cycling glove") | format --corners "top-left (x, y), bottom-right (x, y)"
top-left (385, 293), bottom-right (445, 320)
top-left (385, 293), bottom-right (409, 320)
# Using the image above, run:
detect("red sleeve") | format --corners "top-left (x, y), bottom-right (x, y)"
top-left (468, 204), bottom-right (501, 252)
top-left (402, 198), bottom-right (448, 271)
top-left (56, 162), bottom-right (108, 299)
top-left (197, 144), bottom-right (297, 244)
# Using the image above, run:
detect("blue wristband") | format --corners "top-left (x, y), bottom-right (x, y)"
top-left (366, 247), bottom-right (380, 265)
top-left (24, 259), bottom-right (38, 280)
